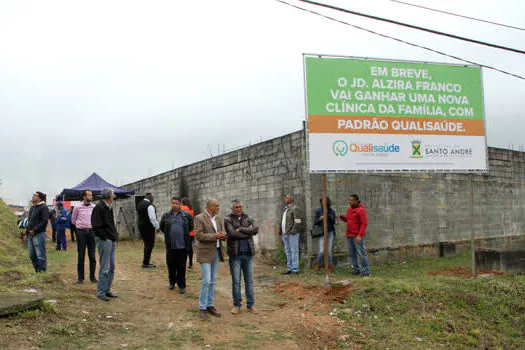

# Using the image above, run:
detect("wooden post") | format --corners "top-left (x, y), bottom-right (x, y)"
top-left (470, 174), bottom-right (476, 277)
top-left (323, 174), bottom-right (329, 275)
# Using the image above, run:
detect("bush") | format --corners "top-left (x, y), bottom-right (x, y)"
top-left (273, 243), bottom-right (287, 265)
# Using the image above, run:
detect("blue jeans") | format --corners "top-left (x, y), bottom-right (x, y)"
top-left (229, 255), bottom-right (254, 308)
top-left (346, 236), bottom-right (370, 275)
top-left (96, 237), bottom-right (116, 297)
top-left (282, 233), bottom-right (300, 273)
top-left (199, 250), bottom-right (220, 310)
top-left (317, 231), bottom-right (334, 266)
top-left (28, 231), bottom-right (47, 272)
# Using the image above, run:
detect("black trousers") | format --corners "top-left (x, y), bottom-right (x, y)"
top-left (76, 229), bottom-right (97, 281)
top-left (166, 249), bottom-right (187, 288)
top-left (70, 224), bottom-right (76, 241)
top-left (139, 225), bottom-right (155, 265)
top-left (187, 236), bottom-right (195, 267)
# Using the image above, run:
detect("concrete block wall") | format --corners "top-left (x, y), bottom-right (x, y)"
top-left (115, 128), bottom-right (525, 262)
top-left (309, 148), bottom-right (525, 258)
top-left (115, 131), bottom-right (307, 252)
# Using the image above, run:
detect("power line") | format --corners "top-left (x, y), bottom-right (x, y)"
top-left (275, 0), bottom-right (525, 81)
top-left (297, 0), bottom-right (525, 55)
top-left (389, 0), bottom-right (525, 32)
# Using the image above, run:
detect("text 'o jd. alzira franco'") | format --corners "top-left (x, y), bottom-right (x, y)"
top-left (326, 66), bottom-right (475, 118)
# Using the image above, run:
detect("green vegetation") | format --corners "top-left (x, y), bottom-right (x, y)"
top-left (0, 199), bottom-right (31, 291)
top-left (333, 252), bottom-right (525, 349)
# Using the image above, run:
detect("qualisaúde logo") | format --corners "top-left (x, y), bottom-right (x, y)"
top-left (332, 140), bottom-right (349, 156)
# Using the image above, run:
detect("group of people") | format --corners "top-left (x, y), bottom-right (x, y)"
top-left (310, 194), bottom-right (370, 277)
top-left (135, 194), bottom-right (259, 318)
top-left (49, 201), bottom-right (74, 251)
top-left (23, 188), bottom-right (371, 319)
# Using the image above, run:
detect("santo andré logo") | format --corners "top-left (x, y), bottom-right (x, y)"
top-left (332, 140), bottom-right (349, 156)
top-left (410, 139), bottom-right (423, 158)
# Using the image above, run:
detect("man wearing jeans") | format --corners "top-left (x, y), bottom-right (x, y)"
top-left (280, 194), bottom-right (302, 275)
top-left (339, 194), bottom-right (370, 277)
top-left (72, 190), bottom-right (97, 284)
top-left (195, 198), bottom-right (226, 320)
top-left (26, 191), bottom-right (49, 272)
top-left (91, 188), bottom-right (119, 301)
top-left (224, 200), bottom-right (259, 315)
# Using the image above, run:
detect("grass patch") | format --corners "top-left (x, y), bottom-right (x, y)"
top-left (168, 328), bottom-right (204, 346)
top-left (0, 199), bottom-right (31, 290)
top-left (333, 251), bottom-right (525, 349)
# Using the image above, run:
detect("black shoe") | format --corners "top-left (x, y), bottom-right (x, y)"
top-left (200, 309), bottom-right (208, 320)
top-left (281, 271), bottom-right (292, 275)
top-left (291, 271), bottom-right (299, 275)
top-left (106, 292), bottom-right (118, 298)
top-left (206, 306), bottom-right (221, 317)
top-left (351, 271), bottom-right (361, 276)
top-left (360, 273), bottom-right (371, 278)
top-left (76, 280), bottom-right (84, 285)
top-left (188, 265), bottom-right (193, 269)
top-left (90, 278), bottom-right (98, 283)
top-left (98, 295), bottom-right (110, 302)
top-left (168, 284), bottom-right (175, 290)
top-left (180, 288), bottom-right (186, 295)
top-left (142, 264), bottom-right (156, 268)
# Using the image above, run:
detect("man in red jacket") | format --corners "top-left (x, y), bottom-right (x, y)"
top-left (338, 194), bottom-right (370, 277)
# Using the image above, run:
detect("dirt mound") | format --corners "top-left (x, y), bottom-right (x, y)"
top-left (428, 266), bottom-right (505, 278)
top-left (274, 281), bottom-right (353, 303)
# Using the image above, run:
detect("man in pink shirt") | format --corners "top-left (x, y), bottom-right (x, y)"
top-left (72, 190), bottom-right (97, 284)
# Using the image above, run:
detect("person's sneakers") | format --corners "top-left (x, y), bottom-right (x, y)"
top-left (200, 309), bottom-right (208, 320)
top-left (206, 306), bottom-right (221, 317)
top-left (168, 284), bottom-right (175, 290)
top-left (90, 278), bottom-right (98, 283)
top-left (98, 295), bottom-right (110, 302)
top-left (106, 292), bottom-right (118, 298)
top-left (281, 270), bottom-right (292, 275)
top-left (247, 306), bottom-right (259, 314)
top-left (291, 271), bottom-right (299, 275)
top-left (231, 306), bottom-right (241, 315)
top-left (351, 271), bottom-right (361, 276)
top-left (180, 288), bottom-right (186, 295)
top-left (76, 280), bottom-right (84, 285)
top-left (142, 264), bottom-right (156, 268)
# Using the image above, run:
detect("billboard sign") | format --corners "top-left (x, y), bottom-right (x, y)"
top-left (304, 55), bottom-right (487, 172)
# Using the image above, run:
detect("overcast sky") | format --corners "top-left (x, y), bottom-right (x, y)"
top-left (0, 0), bottom-right (524, 205)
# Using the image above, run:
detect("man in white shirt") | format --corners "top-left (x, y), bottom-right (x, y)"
top-left (280, 194), bottom-right (302, 275)
top-left (194, 198), bottom-right (227, 320)
top-left (136, 193), bottom-right (160, 268)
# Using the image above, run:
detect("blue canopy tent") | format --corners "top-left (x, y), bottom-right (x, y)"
top-left (57, 172), bottom-right (135, 201)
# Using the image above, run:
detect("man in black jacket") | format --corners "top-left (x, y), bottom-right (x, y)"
top-left (91, 188), bottom-right (118, 302)
top-left (136, 193), bottom-right (159, 268)
top-left (224, 200), bottom-right (259, 315)
top-left (159, 196), bottom-right (194, 294)
top-left (27, 191), bottom-right (49, 272)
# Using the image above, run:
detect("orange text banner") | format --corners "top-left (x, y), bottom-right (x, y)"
top-left (308, 115), bottom-right (485, 136)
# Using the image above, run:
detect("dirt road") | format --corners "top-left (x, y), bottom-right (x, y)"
top-left (2, 241), bottom-right (354, 349)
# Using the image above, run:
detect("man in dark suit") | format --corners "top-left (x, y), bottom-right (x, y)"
top-left (136, 193), bottom-right (159, 268)
top-left (91, 188), bottom-right (119, 302)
